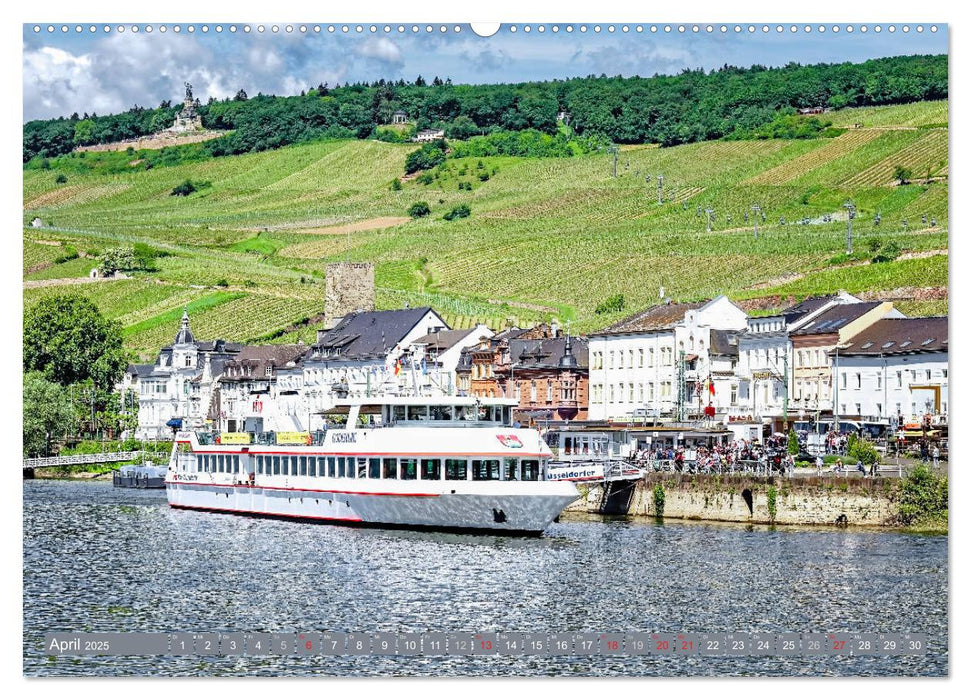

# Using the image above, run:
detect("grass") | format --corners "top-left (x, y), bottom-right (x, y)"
top-left (22, 101), bottom-right (948, 355)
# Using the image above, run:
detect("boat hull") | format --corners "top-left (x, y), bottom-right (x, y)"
top-left (166, 480), bottom-right (578, 535)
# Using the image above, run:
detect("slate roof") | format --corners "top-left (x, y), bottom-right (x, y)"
top-left (221, 344), bottom-right (308, 381)
top-left (710, 330), bottom-right (740, 357)
top-left (790, 302), bottom-right (882, 336)
top-left (839, 317), bottom-right (948, 356)
top-left (411, 328), bottom-right (481, 353)
top-left (594, 301), bottom-right (705, 336)
top-left (127, 363), bottom-right (155, 378)
top-left (313, 307), bottom-right (446, 360)
top-left (510, 336), bottom-right (590, 370)
top-left (781, 295), bottom-right (838, 323)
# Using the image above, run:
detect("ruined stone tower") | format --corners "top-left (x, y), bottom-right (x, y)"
top-left (324, 262), bottom-right (375, 328)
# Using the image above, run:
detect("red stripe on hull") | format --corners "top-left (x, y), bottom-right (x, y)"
top-left (165, 481), bottom-right (440, 497)
top-left (168, 502), bottom-right (363, 523)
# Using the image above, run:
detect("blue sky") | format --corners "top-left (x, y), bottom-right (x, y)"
top-left (22, 23), bottom-right (948, 121)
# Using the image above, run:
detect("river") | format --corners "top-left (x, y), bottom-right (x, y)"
top-left (23, 480), bottom-right (948, 676)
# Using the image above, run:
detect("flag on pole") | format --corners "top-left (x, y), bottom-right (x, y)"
top-left (394, 358), bottom-right (402, 376)
top-left (708, 377), bottom-right (716, 395)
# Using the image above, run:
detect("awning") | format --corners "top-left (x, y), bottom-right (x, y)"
top-left (166, 418), bottom-right (183, 428)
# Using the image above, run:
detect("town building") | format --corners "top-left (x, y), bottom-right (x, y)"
top-left (587, 296), bottom-right (748, 421)
top-left (788, 301), bottom-right (903, 417)
top-left (495, 332), bottom-right (590, 424)
top-left (736, 292), bottom-right (861, 428)
top-left (412, 128), bottom-right (446, 143)
top-left (300, 306), bottom-right (449, 429)
top-left (457, 327), bottom-right (529, 399)
top-left (122, 310), bottom-right (242, 439)
top-left (406, 325), bottom-right (494, 397)
top-left (833, 316), bottom-right (948, 425)
top-left (214, 344), bottom-right (309, 433)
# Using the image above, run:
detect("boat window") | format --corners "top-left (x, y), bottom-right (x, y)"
top-left (308, 457), bottom-right (317, 478)
top-left (401, 458), bottom-right (418, 481)
top-left (218, 455), bottom-right (226, 472)
top-left (383, 458), bottom-right (397, 479)
top-left (393, 405), bottom-right (406, 422)
top-left (299, 456), bottom-right (308, 476)
top-left (445, 458), bottom-right (467, 480)
top-left (421, 458), bottom-right (442, 481)
top-left (327, 457), bottom-right (336, 478)
top-left (472, 459), bottom-right (500, 481)
top-left (336, 457), bottom-right (346, 478)
top-left (272, 456), bottom-right (281, 476)
top-left (368, 458), bottom-right (381, 479)
top-left (430, 405), bottom-right (453, 421)
top-left (407, 405), bottom-right (427, 421)
top-left (196, 455), bottom-right (203, 472)
top-left (354, 459), bottom-right (365, 479)
top-left (522, 459), bottom-right (541, 481)
top-left (504, 458), bottom-right (519, 481)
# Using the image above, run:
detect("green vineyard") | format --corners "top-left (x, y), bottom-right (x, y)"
top-left (23, 100), bottom-right (948, 359)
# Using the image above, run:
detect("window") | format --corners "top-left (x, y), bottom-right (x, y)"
top-left (383, 458), bottom-right (398, 479)
top-left (272, 456), bottom-right (281, 476)
top-left (530, 380), bottom-right (537, 402)
top-left (618, 383), bottom-right (625, 403)
top-left (617, 351), bottom-right (623, 369)
top-left (547, 382), bottom-right (553, 402)
top-left (421, 458), bottom-right (442, 481)
top-left (897, 371), bottom-right (903, 388)
top-left (943, 369), bottom-right (948, 379)
top-left (327, 456), bottom-right (336, 478)
top-left (472, 459), bottom-right (500, 481)
top-left (265, 365), bottom-right (273, 377)
top-left (841, 373), bottom-right (847, 389)
top-left (299, 456), bottom-right (308, 476)
top-left (400, 458), bottom-right (418, 480)
top-left (877, 374), bottom-right (882, 389)
top-left (629, 383), bottom-right (635, 403)
top-left (628, 349), bottom-right (634, 368)
top-left (648, 382), bottom-right (655, 400)
top-left (855, 403), bottom-right (862, 415)
top-left (876, 403), bottom-right (883, 416)
top-left (609, 385), bottom-right (615, 403)
top-left (638, 349), bottom-right (644, 367)
top-left (609, 351), bottom-right (615, 369)
top-left (185, 356), bottom-right (191, 367)
top-left (926, 370), bottom-right (932, 381)
top-left (855, 373), bottom-right (862, 389)
top-left (309, 457), bottom-right (317, 478)
top-left (638, 384), bottom-right (644, 402)
top-left (504, 458), bottom-right (519, 481)
top-left (368, 458), bottom-right (381, 480)
top-left (648, 348), bottom-right (655, 367)
top-left (445, 458), bottom-right (467, 480)
top-left (521, 459), bottom-right (541, 481)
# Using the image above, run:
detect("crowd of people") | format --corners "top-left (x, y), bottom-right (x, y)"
top-left (631, 436), bottom-right (798, 476)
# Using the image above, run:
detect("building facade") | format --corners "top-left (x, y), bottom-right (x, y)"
top-left (587, 296), bottom-right (748, 421)
top-left (834, 316), bottom-right (948, 424)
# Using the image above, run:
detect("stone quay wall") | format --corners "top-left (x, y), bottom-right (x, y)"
top-left (566, 473), bottom-right (901, 527)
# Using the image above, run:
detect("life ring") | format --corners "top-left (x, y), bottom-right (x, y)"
top-left (215, 435), bottom-right (221, 445)
top-left (304, 434), bottom-right (312, 445)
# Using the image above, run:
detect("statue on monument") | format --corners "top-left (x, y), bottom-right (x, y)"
top-left (184, 81), bottom-right (193, 102)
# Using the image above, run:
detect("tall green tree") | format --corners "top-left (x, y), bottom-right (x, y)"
top-left (23, 295), bottom-right (128, 390)
top-left (23, 372), bottom-right (75, 457)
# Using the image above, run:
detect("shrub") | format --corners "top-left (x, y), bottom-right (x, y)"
top-left (893, 165), bottom-right (913, 185)
top-left (55, 173), bottom-right (68, 184)
top-left (595, 293), bottom-right (626, 315)
top-left (408, 201), bottom-right (431, 218)
top-left (787, 428), bottom-right (799, 455)
top-left (899, 464), bottom-right (948, 526)
top-left (478, 172), bottom-right (490, 182)
top-left (416, 172), bottom-right (434, 185)
top-left (442, 204), bottom-right (470, 221)
top-left (848, 436), bottom-right (879, 465)
top-left (872, 240), bottom-right (901, 264)
top-left (390, 178), bottom-right (402, 191)
top-left (653, 483), bottom-right (665, 517)
top-left (404, 140), bottom-right (447, 174)
top-left (215, 278), bottom-right (229, 288)
top-left (170, 180), bottom-right (197, 197)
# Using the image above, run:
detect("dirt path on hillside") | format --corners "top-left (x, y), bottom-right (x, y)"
top-left (23, 276), bottom-right (110, 290)
top-left (295, 217), bottom-right (411, 235)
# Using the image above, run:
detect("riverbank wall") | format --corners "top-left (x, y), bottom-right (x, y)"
top-left (566, 473), bottom-right (902, 527)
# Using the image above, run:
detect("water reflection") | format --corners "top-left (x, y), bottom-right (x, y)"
top-left (23, 481), bottom-right (947, 676)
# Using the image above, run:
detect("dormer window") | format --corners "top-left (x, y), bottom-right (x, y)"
top-left (185, 356), bottom-right (191, 367)
top-left (265, 366), bottom-right (273, 377)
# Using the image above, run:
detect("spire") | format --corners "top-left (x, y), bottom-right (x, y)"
top-left (174, 306), bottom-right (195, 346)
top-left (558, 333), bottom-right (578, 369)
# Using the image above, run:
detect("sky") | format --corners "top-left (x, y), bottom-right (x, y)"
top-left (22, 23), bottom-right (948, 122)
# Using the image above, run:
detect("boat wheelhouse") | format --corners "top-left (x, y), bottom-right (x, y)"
top-left (167, 396), bottom-right (578, 535)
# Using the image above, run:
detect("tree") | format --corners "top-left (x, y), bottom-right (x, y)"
top-left (408, 201), bottom-right (430, 218)
top-left (23, 295), bottom-right (128, 391)
top-left (99, 247), bottom-right (137, 276)
top-left (893, 165), bottom-right (913, 185)
top-left (787, 428), bottom-right (800, 455)
top-left (23, 371), bottom-right (76, 457)
top-left (72, 119), bottom-right (96, 145)
top-left (595, 294), bottom-right (626, 315)
top-left (442, 204), bottom-right (470, 221)
top-left (171, 180), bottom-right (197, 196)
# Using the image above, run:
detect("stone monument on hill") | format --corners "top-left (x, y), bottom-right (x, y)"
top-left (324, 262), bottom-right (375, 329)
top-left (168, 82), bottom-right (203, 133)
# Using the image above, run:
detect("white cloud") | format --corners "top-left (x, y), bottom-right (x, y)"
top-left (355, 37), bottom-right (403, 66)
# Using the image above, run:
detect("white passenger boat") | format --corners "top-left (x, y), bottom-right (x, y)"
top-left (166, 397), bottom-right (579, 535)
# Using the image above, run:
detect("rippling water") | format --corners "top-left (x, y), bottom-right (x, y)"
top-left (23, 480), bottom-right (947, 676)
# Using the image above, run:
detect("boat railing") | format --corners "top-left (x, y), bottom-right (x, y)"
top-left (195, 430), bottom-right (329, 447)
